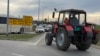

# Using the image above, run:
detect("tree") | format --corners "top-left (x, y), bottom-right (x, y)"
top-left (44, 18), bottom-right (47, 22)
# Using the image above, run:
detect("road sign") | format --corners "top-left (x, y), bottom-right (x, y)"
top-left (9, 19), bottom-right (13, 25)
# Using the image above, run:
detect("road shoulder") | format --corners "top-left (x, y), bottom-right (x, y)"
top-left (92, 45), bottom-right (100, 50)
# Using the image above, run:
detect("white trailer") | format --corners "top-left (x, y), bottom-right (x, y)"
top-left (0, 16), bottom-right (33, 34)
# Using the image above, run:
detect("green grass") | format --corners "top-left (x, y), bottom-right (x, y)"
top-left (95, 25), bottom-right (100, 46)
top-left (96, 33), bottom-right (100, 46)
top-left (0, 34), bottom-right (38, 41)
top-left (32, 26), bottom-right (36, 31)
top-left (97, 42), bottom-right (100, 46)
top-left (96, 25), bottom-right (100, 30)
top-left (97, 38), bottom-right (100, 46)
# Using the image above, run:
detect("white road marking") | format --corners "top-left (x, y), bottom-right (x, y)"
top-left (33, 36), bottom-right (44, 46)
top-left (11, 53), bottom-right (24, 56)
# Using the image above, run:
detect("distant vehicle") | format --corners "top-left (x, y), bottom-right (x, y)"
top-left (35, 26), bottom-right (45, 33)
top-left (0, 16), bottom-right (33, 34)
top-left (44, 26), bottom-right (50, 32)
top-left (48, 24), bottom-right (52, 29)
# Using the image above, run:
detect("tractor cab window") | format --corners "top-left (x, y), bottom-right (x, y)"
top-left (69, 14), bottom-right (79, 26)
top-left (79, 14), bottom-right (85, 25)
top-left (58, 12), bottom-right (69, 24)
top-left (64, 13), bottom-right (69, 19)
top-left (70, 14), bottom-right (79, 20)
top-left (69, 13), bottom-right (85, 26)
top-left (74, 14), bottom-right (78, 20)
top-left (59, 13), bottom-right (64, 24)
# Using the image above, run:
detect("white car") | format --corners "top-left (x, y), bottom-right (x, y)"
top-left (44, 26), bottom-right (50, 32)
top-left (35, 26), bottom-right (45, 33)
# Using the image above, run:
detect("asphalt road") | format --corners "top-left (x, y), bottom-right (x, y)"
top-left (0, 33), bottom-right (100, 56)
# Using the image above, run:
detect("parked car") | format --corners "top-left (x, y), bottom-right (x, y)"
top-left (35, 26), bottom-right (45, 33)
top-left (44, 26), bottom-right (50, 32)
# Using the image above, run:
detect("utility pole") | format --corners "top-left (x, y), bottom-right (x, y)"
top-left (6, 0), bottom-right (9, 36)
top-left (38, 0), bottom-right (40, 21)
top-left (42, 9), bottom-right (44, 21)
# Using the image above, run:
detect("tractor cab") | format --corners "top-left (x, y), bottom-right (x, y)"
top-left (53, 9), bottom-right (87, 31)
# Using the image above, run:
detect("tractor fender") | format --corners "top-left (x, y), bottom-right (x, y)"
top-left (53, 24), bottom-right (58, 34)
top-left (65, 25), bottom-right (74, 37)
top-left (84, 26), bottom-right (92, 32)
top-left (84, 26), bottom-right (93, 37)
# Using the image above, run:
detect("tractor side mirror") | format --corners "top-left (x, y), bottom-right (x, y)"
top-left (52, 12), bottom-right (55, 18)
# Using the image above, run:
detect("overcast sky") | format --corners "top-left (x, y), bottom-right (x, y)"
top-left (0, 0), bottom-right (100, 24)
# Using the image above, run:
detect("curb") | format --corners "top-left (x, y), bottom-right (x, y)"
top-left (92, 45), bottom-right (100, 49)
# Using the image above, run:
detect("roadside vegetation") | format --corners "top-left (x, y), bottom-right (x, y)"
top-left (97, 40), bottom-right (100, 46)
top-left (96, 25), bottom-right (100, 30)
top-left (32, 25), bottom-right (36, 31)
top-left (0, 34), bottom-right (38, 41)
top-left (96, 25), bottom-right (100, 46)
top-left (97, 34), bottom-right (100, 46)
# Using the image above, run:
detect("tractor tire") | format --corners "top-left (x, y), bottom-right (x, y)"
top-left (56, 27), bottom-right (70, 51)
top-left (76, 36), bottom-right (92, 51)
top-left (45, 33), bottom-right (53, 46)
top-left (92, 34), bottom-right (99, 44)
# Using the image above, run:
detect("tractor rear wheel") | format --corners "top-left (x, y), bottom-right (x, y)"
top-left (45, 33), bottom-right (53, 46)
top-left (92, 34), bottom-right (99, 44)
top-left (56, 27), bottom-right (70, 51)
top-left (76, 36), bottom-right (92, 51)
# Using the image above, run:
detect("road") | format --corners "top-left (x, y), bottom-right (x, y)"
top-left (0, 33), bottom-right (100, 56)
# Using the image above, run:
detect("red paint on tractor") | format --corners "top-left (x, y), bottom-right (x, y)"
top-left (64, 18), bottom-right (69, 25)
top-left (84, 26), bottom-right (92, 32)
top-left (53, 24), bottom-right (58, 33)
top-left (65, 25), bottom-right (73, 31)
top-left (93, 30), bottom-right (100, 34)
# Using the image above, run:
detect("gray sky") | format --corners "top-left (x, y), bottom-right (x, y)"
top-left (0, 0), bottom-right (100, 24)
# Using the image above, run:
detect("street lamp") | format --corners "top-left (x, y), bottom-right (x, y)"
top-left (6, 0), bottom-right (9, 36)
top-left (38, 0), bottom-right (40, 21)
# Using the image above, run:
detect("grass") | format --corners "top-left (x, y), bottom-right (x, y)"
top-left (97, 34), bottom-right (100, 46)
top-left (97, 41), bottom-right (100, 46)
top-left (95, 25), bottom-right (100, 46)
top-left (96, 34), bottom-right (100, 46)
top-left (0, 34), bottom-right (38, 41)
top-left (32, 25), bottom-right (36, 31)
top-left (96, 25), bottom-right (100, 30)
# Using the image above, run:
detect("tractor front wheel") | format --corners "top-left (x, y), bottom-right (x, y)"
top-left (45, 33), bottom-right (53, 46)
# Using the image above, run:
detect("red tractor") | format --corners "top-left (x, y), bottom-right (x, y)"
top-left (45, 9), bottom-right (99, 51)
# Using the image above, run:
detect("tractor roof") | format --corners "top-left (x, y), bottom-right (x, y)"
top-left (60, 9), bottom-right (86, 13)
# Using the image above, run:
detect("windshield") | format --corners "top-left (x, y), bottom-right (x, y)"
top-left (70, 13), bottom-right (85, 25)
